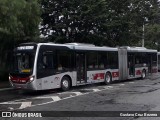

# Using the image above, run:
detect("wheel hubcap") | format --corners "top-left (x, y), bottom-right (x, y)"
top-left (106, 75), bottom-right (110, 83)
top-left (63, 80), bottom-right (69, 88)
top-left (142, 72), bottom-right (145, 78)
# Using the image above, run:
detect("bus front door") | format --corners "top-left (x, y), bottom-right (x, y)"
top-left (76, 53), bottom-right (86, 83)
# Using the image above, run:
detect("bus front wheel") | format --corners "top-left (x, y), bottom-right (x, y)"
top-left (104, 72), bottom-right (112, 85)
top-left (61, 76), bottom-right (71, 91)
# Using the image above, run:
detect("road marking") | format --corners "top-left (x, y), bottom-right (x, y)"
top-left (0, 101), bottom-right (21, 104)
top-left (35, 96), bottom-right (61, 102)
top-left (35, 96), bottom-right (52, 99)
top-left (72, 92), bottom-right (83, 96)
top-left (30, 92), bottom-right (88, 108)
top-left (129, 82), bottom-right (134, 84)
top-left (1, 80), bottom-right (158, 110)
top-left (0, 85), bottom-right (118, 110)
top-left (119, 84), bottom-right (125, 86)
top-left (19, 102), bottom-right (32, 109)
top-left (0, 101), bottom-right (32, 110)
top-left (21, 87), bottom-right (115, 109)
top-left (93, 89), bottom-right (101, 92)
top-left (51, 96), bottom-right (61, 101)
top-left (103, 86), bottom-right (113, 89)
top-left (57, 92), bottom-right (71, 95)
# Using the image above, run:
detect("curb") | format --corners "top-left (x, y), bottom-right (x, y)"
top-left (0, 87), bottom-right (13, 91)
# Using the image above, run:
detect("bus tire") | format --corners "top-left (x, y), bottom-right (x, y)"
top-left (141, 69), bottom-right (146, 79)
top-left (61, 76), bottom-right (71, 91)
top-left (104, 72), bottom-right (112, 85)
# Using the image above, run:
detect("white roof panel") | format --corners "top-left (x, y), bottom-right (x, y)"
top-left (37, 43), bottom-right (118, 51)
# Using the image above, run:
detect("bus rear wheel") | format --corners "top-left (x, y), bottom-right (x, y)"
top-left (104, 72), bottom-right (112, 85)
top-left (61, 76), bottom-right (71, 91)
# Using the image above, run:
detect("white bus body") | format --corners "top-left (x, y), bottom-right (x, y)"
top-left (9, 43), bottom-right (158, 91)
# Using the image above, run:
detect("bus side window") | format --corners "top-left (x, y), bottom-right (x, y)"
top-left (56, 50), bottom-right (72, 71)
top-left (38, 51), bottom-right (54, 69)
top-left (42, 55), bottom-right (48, 68)
top-left (37, 50), bottom-right (55, 78)
top-left (58, 64), bottom-right (63, 71)
top-left (99, 63), bottom-right (104, 68)
top-left (87, 52), bottom-right (98, 70)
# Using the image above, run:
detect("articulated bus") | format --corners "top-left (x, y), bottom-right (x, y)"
top-left (9, 43), bottom-right (158, 91)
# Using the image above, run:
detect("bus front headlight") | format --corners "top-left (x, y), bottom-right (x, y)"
top-left (9, 75), bottom-right (12, 81)
top-left (29, 76), bottom-right (35, 82)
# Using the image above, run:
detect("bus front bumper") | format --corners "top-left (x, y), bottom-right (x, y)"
top-left (9, 80), bottom-right (36, 90)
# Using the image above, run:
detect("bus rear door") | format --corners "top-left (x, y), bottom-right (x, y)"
top-left (128, 53), bottom-right (135, 77)
top-left (76, 53), bottom-right (87, 83)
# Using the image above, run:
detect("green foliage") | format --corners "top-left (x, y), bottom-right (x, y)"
top-left (145, 24), bottom-right (160, 50)
top-left (102, 0), bottom-right (132, 46)
top-left (144, 0), bottom-right (160, 50)
top-left (40, 0), bottom-right (160, 49)
top-left (0, 0), bottom-right (41, 42)
top-left (41, 0), bottom-right (108, 45)
top-left (0, 0), bottom-right (41, 80)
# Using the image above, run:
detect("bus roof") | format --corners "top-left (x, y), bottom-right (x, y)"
top-left (119, 46), bottom-right (157, 53)
top-left (36, 42), bottom-right (118, 51)
top-left (19, 43), bottom-right (157, 52)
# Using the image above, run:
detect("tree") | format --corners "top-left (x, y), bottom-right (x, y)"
top-left (145, 24), bottom-right (160, 50)
top-left (40, 0), bottom-right (160, 49)
top-left (102, 0), bottom-right (133, 46)
top-left (126, 0), bottom-right (160, 48)
top-left (144, 0), bottom-right (160, 50)
top-left (0, 0), bottom-right (41, 80)
top-left (40, 0), bottom-right (108, 45)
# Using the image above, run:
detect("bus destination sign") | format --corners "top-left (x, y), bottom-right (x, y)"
top-left (17, 46), bottom-right (34, 50)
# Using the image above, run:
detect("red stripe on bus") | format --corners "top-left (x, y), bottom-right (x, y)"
top-left (93, 73), bottom-right (105, 80)
top-left (136, 70), bottom-right (141, 75)
top-left (152, 68), bottom-right (158, 73)
top-left (112, 72), bottom-right (119, 78)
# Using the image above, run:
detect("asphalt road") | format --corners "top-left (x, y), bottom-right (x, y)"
top-left (1, 74), bottom-right (160, 120)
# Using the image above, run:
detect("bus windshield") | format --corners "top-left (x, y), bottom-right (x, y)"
top-left (12, 52), bottom-right (35, 74)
